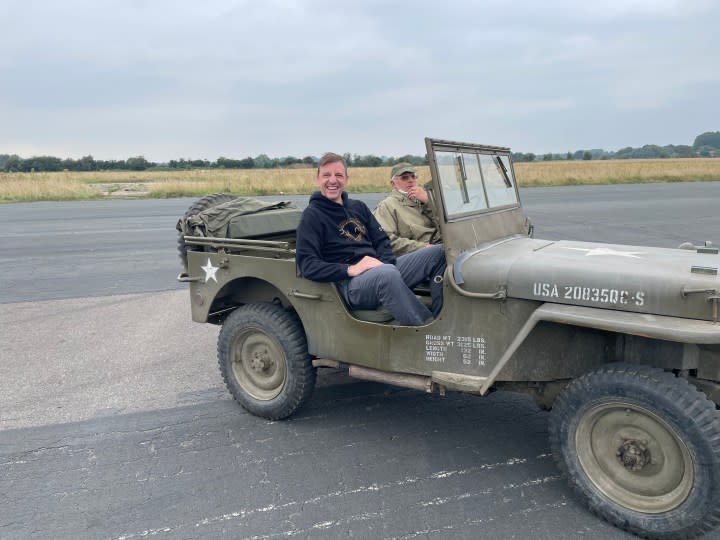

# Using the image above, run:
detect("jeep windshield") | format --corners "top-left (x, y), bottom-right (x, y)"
top-left (431, 143), bottom-right (519, 220)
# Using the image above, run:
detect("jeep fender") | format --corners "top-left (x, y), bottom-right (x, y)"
top-left (481, 302), bottom-right (720, 395)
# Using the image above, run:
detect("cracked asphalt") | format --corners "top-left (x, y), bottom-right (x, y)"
top-left (1, 183), bottom-right (718, 539)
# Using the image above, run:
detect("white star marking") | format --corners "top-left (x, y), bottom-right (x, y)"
top-left (201, 258), bottom-right (219, 283)
top-left (564, 247), bottom-right (644, 259)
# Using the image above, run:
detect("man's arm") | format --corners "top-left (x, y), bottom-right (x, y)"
top-left (295, 211), bottom-right (350, 282)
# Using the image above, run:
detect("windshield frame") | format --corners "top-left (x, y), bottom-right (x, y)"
top-left (426, 139), bottom-right (520, 222)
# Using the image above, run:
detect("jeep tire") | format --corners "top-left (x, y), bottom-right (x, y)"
top-left (549, 363), bottom-right (720, 539)
top-left (218, 302), bottom-right (316, 420)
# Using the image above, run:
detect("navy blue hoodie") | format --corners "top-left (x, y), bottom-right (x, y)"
top-left (296, 191), bottom-right (396, 282)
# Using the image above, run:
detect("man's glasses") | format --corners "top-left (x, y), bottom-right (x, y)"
top-left (397, 173), bottom-right (416, 181)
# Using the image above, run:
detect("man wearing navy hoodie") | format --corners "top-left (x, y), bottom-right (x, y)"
top-left (296, 152), bottom-right (446, 326)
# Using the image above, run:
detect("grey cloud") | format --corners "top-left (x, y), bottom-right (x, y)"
top-left (0, 0), bottom-right (718, 160)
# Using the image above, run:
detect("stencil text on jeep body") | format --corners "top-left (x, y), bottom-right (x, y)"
top-left (425, 334), bottom-right (487, 365)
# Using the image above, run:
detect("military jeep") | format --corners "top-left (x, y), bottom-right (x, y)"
top-left (177, 138), bottom-right (720, 539)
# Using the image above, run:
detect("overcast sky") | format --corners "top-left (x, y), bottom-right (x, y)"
top-left (1, 0), bottom-right (718, 161)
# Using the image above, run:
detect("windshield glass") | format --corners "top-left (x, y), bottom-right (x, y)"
top-left (436, 150), bottom-right (518, 219)
top-left (481, 155), bottom-right (517, 207)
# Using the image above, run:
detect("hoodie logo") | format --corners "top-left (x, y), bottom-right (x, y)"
top-left (338, 218), bottom-right (367, 241)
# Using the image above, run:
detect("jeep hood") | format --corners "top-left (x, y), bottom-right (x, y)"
top-left (455, 237), bottom-right (719, 321)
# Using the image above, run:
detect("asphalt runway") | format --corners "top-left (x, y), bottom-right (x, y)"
top-left (1, 181), bottom-right (718, 539)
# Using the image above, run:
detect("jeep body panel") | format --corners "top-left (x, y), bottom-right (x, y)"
top-left (187, 249), bottom-right (542, 388)
top-left (186, 248), bottom-right (719, 399)
top-left (454, 236), bottom-right (719, 321)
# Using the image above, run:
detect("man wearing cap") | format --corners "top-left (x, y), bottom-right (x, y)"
top-left (373, 162), bottom-right (442, 256)
top-left (296, 153), bottom-right (445, 326)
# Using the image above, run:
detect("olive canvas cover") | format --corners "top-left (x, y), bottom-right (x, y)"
top-left (177, 197), bottom-right (301, 239)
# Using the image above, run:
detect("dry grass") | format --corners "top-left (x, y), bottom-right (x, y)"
top-left (148, 168), bottom-right (321, 197)
top-left (514, 158), bottom-right (720, 186)
top-left (1, 159), bottom-right (719, 202)
top-left (147, 166), bottom-right (417, 197)
top-left (0, 172), bottom-right (100, 202)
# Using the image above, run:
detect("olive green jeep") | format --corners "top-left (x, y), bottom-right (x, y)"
top-left (177, 138), bottom-right (720, 539)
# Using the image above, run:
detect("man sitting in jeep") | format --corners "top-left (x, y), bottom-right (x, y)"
top-left (373, 162), bottom-right (442, 255)
top-left (295, 152), bottom-right (445, 326)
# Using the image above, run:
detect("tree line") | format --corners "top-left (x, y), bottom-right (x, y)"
top-left (2, 132), bottom-right (718, 173)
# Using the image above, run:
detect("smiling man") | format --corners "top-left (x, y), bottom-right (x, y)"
top-left (295, 152), bottom-right (445, 326)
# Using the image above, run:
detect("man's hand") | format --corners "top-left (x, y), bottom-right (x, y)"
top-left (406, 186), bottom-right (428, 204)
top-left (347, 256), bottom-right (383, 277)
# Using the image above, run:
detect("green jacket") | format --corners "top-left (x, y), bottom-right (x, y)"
top-left (373, 190), bottom-right (441, 256)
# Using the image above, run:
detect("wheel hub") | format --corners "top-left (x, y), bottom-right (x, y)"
top-left (575, 401), bottom-right (694, 513)
top-left (616, 439), bottom-right (650, 471)
top-left (250, 349), bottom-right (272, 372)
top-left (230, 329), bottom-right (287, 401)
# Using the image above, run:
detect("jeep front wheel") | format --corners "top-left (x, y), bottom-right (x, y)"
top-left (218, 303), bottom-right (315, 420)
top-left (549, 363), bottom-right (720, 539)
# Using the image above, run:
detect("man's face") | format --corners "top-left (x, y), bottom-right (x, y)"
top-left (316, 160), bottom-right (348, 203)
top-left (391, 171), bottom-right (417, 192)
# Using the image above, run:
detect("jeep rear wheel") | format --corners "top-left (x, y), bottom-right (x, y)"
top-left (177, 193), bottom-right (235, 270)
top-left (549, 363), bottom-right (720, 539)
top-left (218, 303), bottom-right (315, 420)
